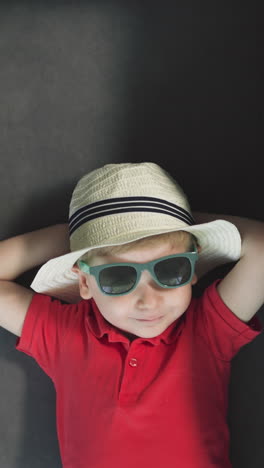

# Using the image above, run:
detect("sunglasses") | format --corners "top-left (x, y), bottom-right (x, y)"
top-left (77, 246), bottom-right (198, 296)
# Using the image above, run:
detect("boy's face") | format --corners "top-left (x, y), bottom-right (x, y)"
top-left (74, 241), bottom-right (197, 340)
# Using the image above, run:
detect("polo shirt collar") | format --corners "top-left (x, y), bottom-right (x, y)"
top-left (87, 298), bottom-right (185, 346)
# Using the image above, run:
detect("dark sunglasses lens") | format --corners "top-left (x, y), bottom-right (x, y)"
top-left (154, 257), bottom-right (192, 286)
top-left (99, 266), bottom-right (137, 295)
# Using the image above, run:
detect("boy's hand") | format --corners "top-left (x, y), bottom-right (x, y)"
top-left (0, 224), bottom-right (70, 336)
top-left (194, 212), bottom-right (264, 323)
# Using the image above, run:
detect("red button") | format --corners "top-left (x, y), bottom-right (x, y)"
top-left (129, 358), bottom-right (138, 367)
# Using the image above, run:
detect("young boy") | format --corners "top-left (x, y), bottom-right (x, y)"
top-left (0, 162), bottom-right (263, 468)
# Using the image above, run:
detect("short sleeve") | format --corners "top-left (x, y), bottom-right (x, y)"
top-left (195, 280), bottom-right (263, 361)
top-left (16, 293), bottom-right (87, 379)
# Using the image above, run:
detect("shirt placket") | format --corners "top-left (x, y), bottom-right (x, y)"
top-left (118, 340), bottom-right (145, 404)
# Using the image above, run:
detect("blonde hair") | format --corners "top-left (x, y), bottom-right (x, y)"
top-left (79, 231), bottom-right (197, 265)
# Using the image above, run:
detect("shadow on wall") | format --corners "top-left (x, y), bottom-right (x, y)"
top-left (0, 331), bottom-right (62, 467)
top-left (1, 185), bottom-right (72, 467)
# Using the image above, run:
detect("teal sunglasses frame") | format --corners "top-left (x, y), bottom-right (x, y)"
top-left (77, 246), bottom-right (199, 296)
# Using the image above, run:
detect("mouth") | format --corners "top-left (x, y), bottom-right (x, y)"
top-left (135, 316), bottom-right (163, 323)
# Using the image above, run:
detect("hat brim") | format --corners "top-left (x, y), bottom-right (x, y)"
top-left (31, 219), bottom-right (241, 303)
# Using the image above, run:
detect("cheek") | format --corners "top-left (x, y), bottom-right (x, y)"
top-left (167, 285), bottom-right (193, 308)
top-left (92, 292), bottom-right (132, 323)
top-left (97, 304), bottom-right (130, 331)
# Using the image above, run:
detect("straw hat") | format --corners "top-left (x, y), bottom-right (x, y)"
top-left (31, 162), bottom-right (241, 303)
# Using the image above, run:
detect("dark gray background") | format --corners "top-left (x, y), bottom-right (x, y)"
top-left (0, 2), bottom-right (262, 467)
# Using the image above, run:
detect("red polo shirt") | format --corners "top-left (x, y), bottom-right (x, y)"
top-left (16, 281), bottom-right (262, 468)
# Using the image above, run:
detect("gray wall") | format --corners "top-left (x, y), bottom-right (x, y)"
top-left (0, 2), bottom-right (262, 467)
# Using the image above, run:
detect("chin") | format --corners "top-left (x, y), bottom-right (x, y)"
top-left (137, 328), bottom-right (165, 339)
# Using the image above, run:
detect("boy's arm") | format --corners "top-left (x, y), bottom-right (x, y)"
top-left (0, 224), bottom-right (70, 336)
top-left (193, 212), bottom-right (264, 323)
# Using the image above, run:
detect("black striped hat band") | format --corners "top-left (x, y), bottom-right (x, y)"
top-left (69, 196), bottom-right (195, 236)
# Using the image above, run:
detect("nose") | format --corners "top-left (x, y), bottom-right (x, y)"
top-left (135, 271), bottom-right (161, 309)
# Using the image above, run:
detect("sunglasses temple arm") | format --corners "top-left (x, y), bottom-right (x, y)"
top-left (77, 260), bottom-right (91, 274)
